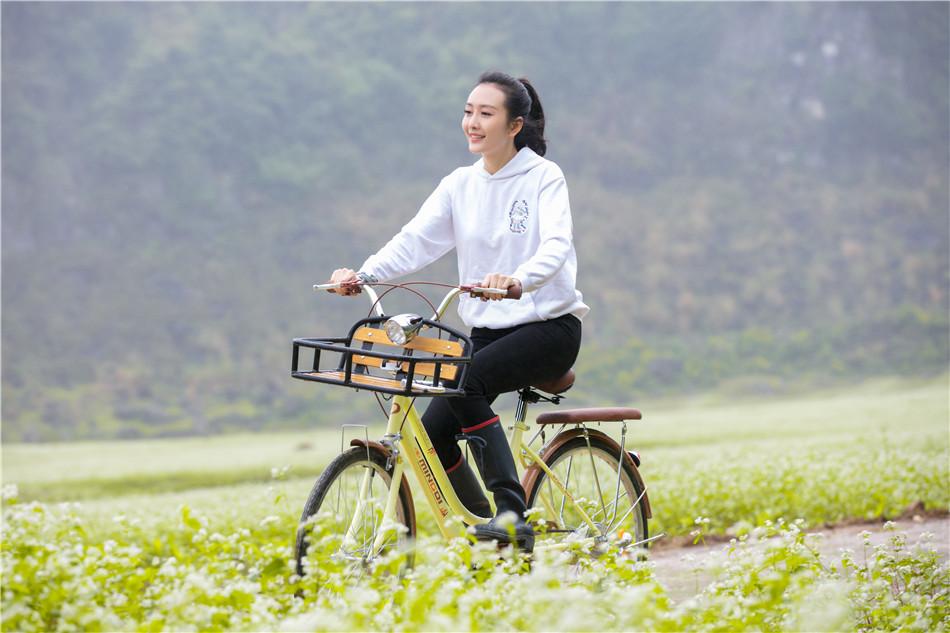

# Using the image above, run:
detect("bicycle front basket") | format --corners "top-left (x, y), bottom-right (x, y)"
top-left (291, 316), bottom-right (472, 397)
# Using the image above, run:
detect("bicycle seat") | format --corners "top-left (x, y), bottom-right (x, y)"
top-left (532, 369), bottom-right (575, 395)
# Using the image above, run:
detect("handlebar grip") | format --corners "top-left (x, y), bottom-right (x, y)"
top-left (462, 285), bottom-right (523, 300)
top-left (314, 281), bottom-right (363, 293)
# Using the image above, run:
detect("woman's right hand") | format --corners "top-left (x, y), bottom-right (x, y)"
top-left (327, 268), bottom-right (361, 296)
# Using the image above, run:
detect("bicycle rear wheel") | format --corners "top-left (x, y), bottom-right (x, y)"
top-left (524, 435), bottom-right (648, 555)
top-left (294, 446), bottom-right (415, 580)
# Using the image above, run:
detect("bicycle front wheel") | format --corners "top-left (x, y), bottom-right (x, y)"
top-left (524, 435), bottom-right (648, 554)
top-left (294, 446), bottom-right (415, 580)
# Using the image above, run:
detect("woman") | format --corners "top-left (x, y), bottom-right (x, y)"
top-left (327, 71), bottom-right (588, 552)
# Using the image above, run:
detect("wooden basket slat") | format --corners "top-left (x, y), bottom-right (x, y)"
top-left (352, 353), bottom-right (459, 380)
top-left (352, 326), bottom-right (464, 357)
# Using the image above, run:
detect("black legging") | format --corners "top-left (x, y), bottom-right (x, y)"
top-left (422, 313), bottom-right (582, 470)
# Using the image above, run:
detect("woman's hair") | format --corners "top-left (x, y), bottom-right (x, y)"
top-left (477, 71), bottom-right (547, 156)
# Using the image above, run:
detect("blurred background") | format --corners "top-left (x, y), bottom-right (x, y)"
top-left (3, 2), bottom-right (947, 442)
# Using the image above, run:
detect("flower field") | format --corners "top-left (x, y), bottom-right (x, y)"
top-left (3, 376), bottom-right (948, 631)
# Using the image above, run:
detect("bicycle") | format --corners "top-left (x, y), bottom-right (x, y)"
top-left (290, 280), bottom-right (655, 579)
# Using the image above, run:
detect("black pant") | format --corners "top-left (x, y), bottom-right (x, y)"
top-left (422, 313), bottom-right (582, 470)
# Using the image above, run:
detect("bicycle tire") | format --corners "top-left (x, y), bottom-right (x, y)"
top-left (294, 446), bottom-right (415, 579)
top-left (524, 435), bottom-right (649, 554)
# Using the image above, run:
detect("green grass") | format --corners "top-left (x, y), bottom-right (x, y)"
top-left (2, 426), bottom-right (385, 501)
top-left (5, 374), bottom-right (946, 502)
top-left (2, 428), bottom-right (350, 484)
top-left (633, 373), bottom-right (948, 447)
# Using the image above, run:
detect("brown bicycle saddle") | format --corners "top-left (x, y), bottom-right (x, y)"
top-left (531, 368), bottom-right (576, 395)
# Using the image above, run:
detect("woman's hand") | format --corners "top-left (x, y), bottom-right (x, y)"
top-left (479, 273), bottom-right (522, 301)
top-left (327, 268), bottom-right (361, 296)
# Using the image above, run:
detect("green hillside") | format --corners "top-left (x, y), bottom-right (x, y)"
top-left (2, 3), bottom-right (947, 440)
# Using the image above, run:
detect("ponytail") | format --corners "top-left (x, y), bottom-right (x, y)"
top-left (516, 77), bottom-right (547, 156)
top-left (476, 71), bottom-right (548, 156)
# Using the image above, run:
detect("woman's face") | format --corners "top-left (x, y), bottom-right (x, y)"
top-left (462, 83), bottom-right (523, 156)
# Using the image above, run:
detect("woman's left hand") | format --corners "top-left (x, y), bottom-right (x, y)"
top-left (479, 273), bottom-right (522, 301)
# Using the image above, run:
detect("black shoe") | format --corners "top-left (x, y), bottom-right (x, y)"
top-left (473, 511), bottom-right (535, 552)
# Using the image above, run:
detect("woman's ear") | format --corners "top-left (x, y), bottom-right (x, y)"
top-left (508, 116), bottom-right (524, 138)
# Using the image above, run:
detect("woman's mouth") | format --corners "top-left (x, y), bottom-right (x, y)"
top-left (468, 134), bottom-right (484, 142)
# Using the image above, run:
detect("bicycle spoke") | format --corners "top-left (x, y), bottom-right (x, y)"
top-left (335, 470), bottom-right (344, 515)
top-left (539, 481), bottom-right (558, 524)
top-left (558, 454), bottom-right (574, 527)
top-left (586, 490), bottom-right (623, 523)
top-left (605, 486), bottom-right (647, 535)
top-left (584, 435), bottom-right (609, 524)
top-left (369, 470), bottom-right (379, 554)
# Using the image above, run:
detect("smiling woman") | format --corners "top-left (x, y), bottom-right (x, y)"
top-left (463, 71), bottom-right (547, 173)
top-left (324, 71), bottom-right (588, 551)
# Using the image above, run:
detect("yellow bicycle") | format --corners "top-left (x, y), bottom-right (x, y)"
top-left (291, 281), bottom-right (653, 578)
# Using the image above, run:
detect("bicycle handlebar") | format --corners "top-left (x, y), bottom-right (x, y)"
top-left (312, 281), bottom-right (522, 320)
top-left (313, 281), bottom-right (386, 317)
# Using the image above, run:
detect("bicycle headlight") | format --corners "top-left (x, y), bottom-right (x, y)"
top-left (383, 313), bottom-right (423, 345)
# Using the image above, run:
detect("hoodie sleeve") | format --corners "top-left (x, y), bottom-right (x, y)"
top-left (511, 169), bottom-right (574, 293)
top-left (359, 175), bottom-right (456, 282)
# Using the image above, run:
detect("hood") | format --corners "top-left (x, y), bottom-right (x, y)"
top-left (475, 147), bottom-right (545, 180)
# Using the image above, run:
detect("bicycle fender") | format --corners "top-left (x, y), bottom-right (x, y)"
top-left (349, 438), bottom-right (418, 536)
top-left (520, 428), bottom-right (652, 519)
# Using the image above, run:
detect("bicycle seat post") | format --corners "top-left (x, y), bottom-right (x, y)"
top-left (515, 386), bottom-right (546, 424)
top-left (515, 388), bottom-right (530, 424)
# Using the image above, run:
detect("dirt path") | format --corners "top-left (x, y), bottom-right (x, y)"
top-left (649, 516), bottom-right (950, 601)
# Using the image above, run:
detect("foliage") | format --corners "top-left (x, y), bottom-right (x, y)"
top-left (577, 307), bottom-right (950, 401)
top-left (677, 520), bottom-right (950, 632)
top-left (2, 485), bottom-right (947, 632)
top-left (647, 434), bottom-right (950, 538)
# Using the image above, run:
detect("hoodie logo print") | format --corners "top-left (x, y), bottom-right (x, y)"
top-left (508, 200), bottom-right (529, 234)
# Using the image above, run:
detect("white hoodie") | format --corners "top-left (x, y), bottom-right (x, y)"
top-left (360, 148), bottom-right (589, 329)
